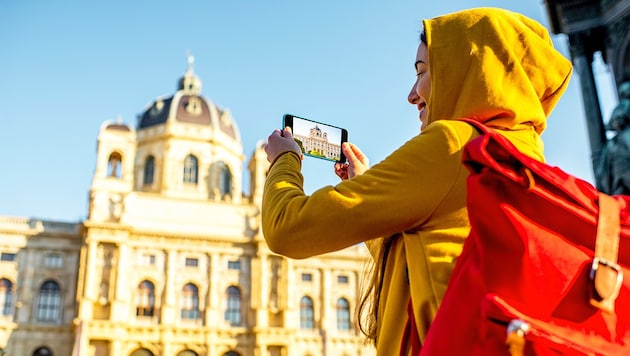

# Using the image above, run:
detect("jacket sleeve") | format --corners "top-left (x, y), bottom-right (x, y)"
top-left (261, 121), bottom-right (477, 258)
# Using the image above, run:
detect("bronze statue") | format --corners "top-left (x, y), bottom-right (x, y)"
top-left (596, 81), bottom-right (630, 195)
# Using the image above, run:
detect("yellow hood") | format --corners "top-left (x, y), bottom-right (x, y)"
top-left (423, 7), bottom-right (572, 134)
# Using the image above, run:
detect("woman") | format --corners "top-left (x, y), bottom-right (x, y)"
top-left (262, 7), bottom-right (572, 353)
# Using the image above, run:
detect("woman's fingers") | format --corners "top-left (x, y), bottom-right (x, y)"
top-left (265, 127), bottom-right (302, 162)
top-left (334, 162), bottom-right (349, 180)
top-left (348, 143), bottom-right (369, 166)
top-left (341, 143), bottom-right (369, 179)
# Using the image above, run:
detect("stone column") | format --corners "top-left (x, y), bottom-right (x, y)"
top-left (569, 32), bottom-right (607, 173)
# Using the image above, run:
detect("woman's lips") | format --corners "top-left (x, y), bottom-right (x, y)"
top-left (418, 103), bottom-right (426, 118)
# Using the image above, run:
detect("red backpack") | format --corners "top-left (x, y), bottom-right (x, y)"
top-left (419, 119), bottom-right (630, 355)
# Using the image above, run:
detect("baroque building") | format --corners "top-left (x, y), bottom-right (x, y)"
top-left (0, 58), bottom-right (374, 356)
top-left (293, 126), bottom-right (342, 162)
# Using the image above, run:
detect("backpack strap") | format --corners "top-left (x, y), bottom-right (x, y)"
top-left (590, 193), bottom-right (623, 313)
top-left (400, 298), bottom-right (421, 355)
top-left (458, 117), bottom-right (490, 134)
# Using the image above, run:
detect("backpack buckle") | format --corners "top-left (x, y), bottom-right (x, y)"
top-left (589, 257), bottom-right (623, 313)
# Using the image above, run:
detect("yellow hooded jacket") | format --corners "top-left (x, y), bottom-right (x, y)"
top-left (262, 7), bottom-right (572, 353)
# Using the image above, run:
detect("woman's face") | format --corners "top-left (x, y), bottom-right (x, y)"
top-left (408, 42), bottom-right (431, 130)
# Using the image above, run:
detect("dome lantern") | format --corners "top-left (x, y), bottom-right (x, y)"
top-left (177, 52), bottom-right (202, 94)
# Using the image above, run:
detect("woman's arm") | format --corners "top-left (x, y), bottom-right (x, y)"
top-left (261, 121), bottom-right (476, 258)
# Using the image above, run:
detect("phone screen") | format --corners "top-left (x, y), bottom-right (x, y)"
top-left (283, 114), bottom-right (348, 163)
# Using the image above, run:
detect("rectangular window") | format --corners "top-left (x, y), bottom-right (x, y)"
top-left (141, 254), bottom-right (156, 266)
top-left (300, 296), bottom-right (314, 329)
top-left (301, 273), bottom-right (312, 282)
top-left (227, 260), bottom-right (241, 270)
top-left (37, 283), bottom-right (61, 322)
top-left (183, 155), bottom-right (199, 184)
top-left (268, 346), bottom-right (285, 356)
top-left (44, 254), bottom-right (63, 268)
top-left (185, 257), bottom-right (199, 267)
top-left (225, 286), bottom-right (241, 326)
top-left (0, 279), bottom-right (14, 316)
top-left (135, 281), bottom-right (156, 318)
top-left (336, 298), bottom-right (351, 331)
top-left (180, 284), bottom-right (199, 320)
top-left (0, 253), bottom-right (16, 262)
top-left (337, 275), bottom-right (349, 284)
top-left (135, 293), bottom-right (155, 317)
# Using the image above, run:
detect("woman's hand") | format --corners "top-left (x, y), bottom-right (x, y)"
top-left (265, 127), bottom-right (303, 163)
top-left (334, 142), bottom-right (369, 180)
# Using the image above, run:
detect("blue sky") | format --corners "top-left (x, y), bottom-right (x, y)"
top-left (0, 1), bottom-right (618, 222)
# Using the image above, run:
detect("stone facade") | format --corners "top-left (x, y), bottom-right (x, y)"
top-left (0, 218), bottom-right (81, 356)
top-left (0, 58), bottom-right (374, 356)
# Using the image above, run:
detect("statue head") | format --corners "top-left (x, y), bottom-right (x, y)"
top-left (606, 81), bottom-right (630, 132)
top-left (607, 99), bottom-right (630, 132)
top-left (619, 81), bottom-right (630, 100)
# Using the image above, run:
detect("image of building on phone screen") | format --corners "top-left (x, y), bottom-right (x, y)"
top-left (293, 124), bottom-right (341, 161)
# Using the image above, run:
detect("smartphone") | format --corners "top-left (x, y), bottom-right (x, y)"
top-left (283, 114), bottom-right (348, 163)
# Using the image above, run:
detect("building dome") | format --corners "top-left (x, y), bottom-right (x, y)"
top-left (137, 54), bottom-right (240, 143)
top-left (99, 117), bottom-right (133, 133)
top-left (105, 122), bottom-right (131, 132)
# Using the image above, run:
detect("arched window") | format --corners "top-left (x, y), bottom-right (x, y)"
top-left (223, 352), bottom-right (240, 356)
top-left (144, 155), bottom-right (155, 185)
top-left (135, 280), bottom-right (155, 317)
top-left (107, 152), bottom-right (122, 178)
top-left (183, 154), bottom-right (198, 184)
top-left (36, 280), bottom-right (61, 322)
top-left (209, 161), bottom-right (233, 201)
top-left (0, 279), bottom-right (13, 316)
top-left (336, 298), bottom-right (350, 330)
top-left (300, 296), bottom-right (314, 329)
top-left (33, 346), bottom-right (53, 356)
top-left (180, 283), bottom-right (199, 320)
top-left (224, 286), bottom-right (241, 326)
top-left (219, 164), bottom-right (232, 198)
top-left (176, 351), bottom-right (198, 356)
top-left (130, 348), bottom-right (154, 356)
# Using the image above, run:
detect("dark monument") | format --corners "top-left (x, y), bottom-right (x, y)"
top-left (545, 0), bottom-right (630, 194)
top-left (596, 81), bottom-right (630, 194)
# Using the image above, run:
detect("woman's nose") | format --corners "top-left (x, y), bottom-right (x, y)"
top-left (408, 84), bottom-right (419, 105)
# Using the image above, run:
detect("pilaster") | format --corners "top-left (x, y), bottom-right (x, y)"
top-left (207, 252), bottom-right (220, 324)
top-left (78, 239), bottom-right (98, 319)
top-left (162, 249), bottom-right (177, 323)
top-left (112, 243), bottom-right (130, 321)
